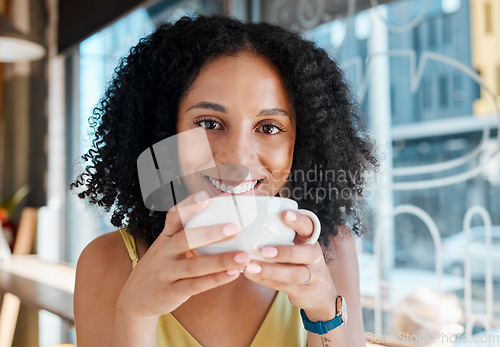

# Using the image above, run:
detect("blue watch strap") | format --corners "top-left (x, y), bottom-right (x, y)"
top-left (300, 309), bottom-right (343, 335)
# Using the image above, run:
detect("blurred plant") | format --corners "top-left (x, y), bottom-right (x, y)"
top-left (0, 185), bottom-right (30, 249)
top-left (0, 185), bottom-right (30, 216)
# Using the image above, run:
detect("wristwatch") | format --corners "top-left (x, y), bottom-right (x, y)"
top-left (300, 296), bottom-right (347, 335)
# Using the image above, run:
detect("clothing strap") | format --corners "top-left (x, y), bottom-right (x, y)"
top-left (119, 228), bottom-right (139, 268)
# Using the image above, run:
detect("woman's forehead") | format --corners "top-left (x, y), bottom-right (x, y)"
top-left (182, 52), bottom-right (294, 114)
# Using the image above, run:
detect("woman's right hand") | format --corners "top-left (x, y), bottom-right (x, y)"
top-left (115, 191), bottom-right (251, 319)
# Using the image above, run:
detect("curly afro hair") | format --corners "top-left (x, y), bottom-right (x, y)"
top-left (71, 14), bottom-right (377, 248)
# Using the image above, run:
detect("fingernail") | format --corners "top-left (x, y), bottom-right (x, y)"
top-left (223, 224), bottom-right (238, 236)
top-left (226, 268), bottom-right (240, 276)
top-left (194, 191), bottom-right (209, 204)
top-left (285, 210), bottom-right (297, 222)
top-left (261, 246), bottom-right (278, 258)
top-left (234, 252), bottom-right (250, 264)
top-left (245, 263), bottom-right (262, 274)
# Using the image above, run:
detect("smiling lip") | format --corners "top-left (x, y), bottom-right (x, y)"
top-left (205, 176), bottom-right (261, 195)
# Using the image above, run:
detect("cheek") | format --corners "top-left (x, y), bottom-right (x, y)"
top-left (176, 128), bottom-right (217, 188)
top-left (263, 142), bottom-right (295, 184)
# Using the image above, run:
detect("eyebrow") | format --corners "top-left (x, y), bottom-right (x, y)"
top-left (187, 102), bottom-right (226, 113)
top-left (187, 101), bottom-right (290, 118)
top-left (256, 108), bottom-right (290, 118)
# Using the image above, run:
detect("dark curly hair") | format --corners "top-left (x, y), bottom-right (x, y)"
top-left (71, 14), bottom-right (377, 248)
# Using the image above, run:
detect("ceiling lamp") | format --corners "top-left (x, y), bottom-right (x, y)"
top-left (0, 14), bottom-right (45, 62)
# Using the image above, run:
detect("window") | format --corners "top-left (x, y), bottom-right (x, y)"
top-left (66, 8), bottom-right (155, 266)
top-left (421, 77), bottom-right (433, 110)
top-left (453, 72), bottom-right (464, 103)
top-left (439, 75), bottom-right (449, 107)
top-left (443, 14), bottom-right (452, 45)
top-left (476, 68), bottom-right (483, 99)
top-left (413, 27), bottom-right (420, 52)
top-left (390, 84), bottom-right (396, 119)
top-left (428, 18), bottom-right (437, 48)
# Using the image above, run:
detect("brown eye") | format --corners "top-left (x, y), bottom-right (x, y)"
top-left (261, 124), bottom-right (282, 135)
top-left (195, 119), bottom-right (221, 130)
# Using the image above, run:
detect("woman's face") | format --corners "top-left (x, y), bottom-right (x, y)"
top-left (176, 51), bottom-right (296, 198)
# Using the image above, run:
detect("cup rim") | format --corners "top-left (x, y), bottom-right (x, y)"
top-left (206, 195), bottom-right (298, 205)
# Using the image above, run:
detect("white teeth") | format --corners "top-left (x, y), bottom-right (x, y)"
top-left (207, 177), bottom-right (258, 194)
top-left (208, 177), bottom-right (221, 189)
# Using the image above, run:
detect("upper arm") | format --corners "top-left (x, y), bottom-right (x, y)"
top-left (74, 231), bottom-right (132, 347)
top-left (326, 230), bottom-right (366, 347)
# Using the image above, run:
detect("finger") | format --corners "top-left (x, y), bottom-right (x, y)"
top-left (244, 262), bottom-right (313, 288)
top-left (174, 269), bottom-right (242, 296)
top-left (162, 191), bottom-right (211, 236)
top-left (183, 223), bottom-right (240, 250)
top-left (282, 210), bottom-right (314, 243)
top-left (159, 221), bottom-right (240, 254)
top-left (259, 244), bottom-right (322, 264)
top-left (172, 251), bottom-right (250, 279)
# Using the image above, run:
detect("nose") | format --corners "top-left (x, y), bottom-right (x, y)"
top-left (212, 129), bottom-right (256, 167)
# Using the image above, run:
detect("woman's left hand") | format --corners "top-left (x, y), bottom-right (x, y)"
top-left (243, 209), bottom-right (338, 321)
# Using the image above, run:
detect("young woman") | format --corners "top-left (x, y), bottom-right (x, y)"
top-left (72, 15), bottom-right (377, 347)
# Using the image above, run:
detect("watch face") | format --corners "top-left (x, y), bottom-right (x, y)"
top-left (341, 297), bottom-right (348, 323)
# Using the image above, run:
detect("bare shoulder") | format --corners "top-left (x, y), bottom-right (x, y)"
top-left (75, 230), bottom-right (132, 288)
top-left (77, 230), bottom-right (130, 268)
top-left (74, 230), bottom-right (133, 346)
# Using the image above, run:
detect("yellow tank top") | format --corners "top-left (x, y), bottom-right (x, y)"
top-left (119, 229), bottom-right (307, 346)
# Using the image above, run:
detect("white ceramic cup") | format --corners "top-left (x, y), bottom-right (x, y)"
top-left (184, 195), bottom-right (321, 260)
